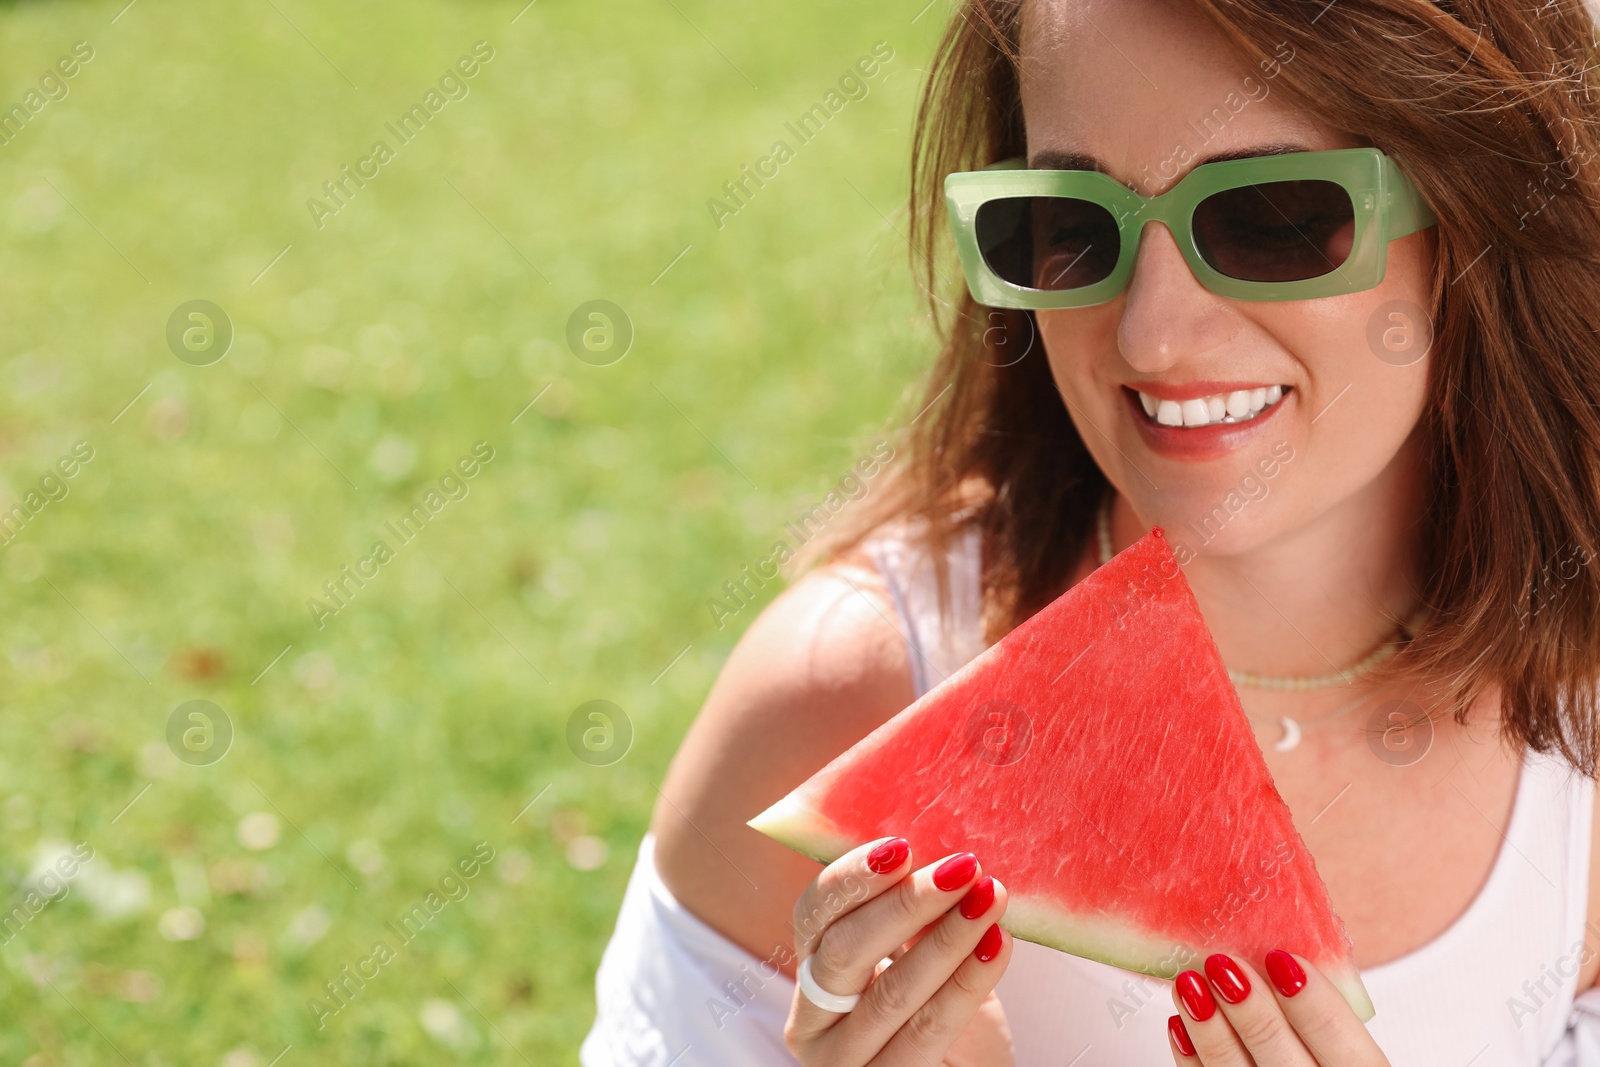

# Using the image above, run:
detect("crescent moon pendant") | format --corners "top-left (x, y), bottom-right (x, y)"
top-left (1274, 717), bottom-right (1302, 752)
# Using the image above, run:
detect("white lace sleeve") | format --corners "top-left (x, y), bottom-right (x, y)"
top-left (580, 833), bottom-right (801, 1066)
top-left (1545, 987), bottom-right (1600, 1065)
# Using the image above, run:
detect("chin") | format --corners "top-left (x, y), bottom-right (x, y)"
top-left (1122, 474), bottom-right (1299, 563)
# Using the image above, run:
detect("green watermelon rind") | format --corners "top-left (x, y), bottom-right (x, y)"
top-left (749, 529), bottom-right (1377, 1025)
top-left (749, 792), bottom-right (1377, 1023)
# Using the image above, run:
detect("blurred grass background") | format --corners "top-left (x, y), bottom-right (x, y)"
top-left (0, 0), bottom-right (947, 1062)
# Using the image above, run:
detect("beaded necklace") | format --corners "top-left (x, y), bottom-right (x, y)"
top-left (1094, 496), bottom-right (1427, 751)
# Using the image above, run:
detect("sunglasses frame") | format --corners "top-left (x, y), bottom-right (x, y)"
top-left (944, 147), bottom-right (1438, 309)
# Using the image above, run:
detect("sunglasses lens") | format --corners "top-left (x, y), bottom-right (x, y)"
top-left (1193, 180), bottom-right (1355, 282)
top-left (974, 196), bottom-right (1120, 291)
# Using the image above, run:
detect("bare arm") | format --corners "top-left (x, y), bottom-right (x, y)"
top-left (651, 551), bottom-right (917, 978)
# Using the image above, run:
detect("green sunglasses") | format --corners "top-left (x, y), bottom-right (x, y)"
top-left (944, 147), bottom-right (1437, 308)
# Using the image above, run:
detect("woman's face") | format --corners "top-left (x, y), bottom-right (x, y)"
top-left (1018, 0), bottom-right (1437, 561)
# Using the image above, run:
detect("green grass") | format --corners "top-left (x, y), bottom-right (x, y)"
top-left (0, 0), bottom-right (946, 1061)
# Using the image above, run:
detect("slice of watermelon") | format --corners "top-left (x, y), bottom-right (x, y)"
top-left (749, 526), bottom-right (1373, 1021)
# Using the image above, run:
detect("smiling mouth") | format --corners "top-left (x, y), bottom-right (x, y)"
top-left (1130, 385), bottom-right (1290, 428)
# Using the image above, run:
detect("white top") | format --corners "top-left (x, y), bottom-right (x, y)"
top-left (583, 519), bottom-right (1600, 1066)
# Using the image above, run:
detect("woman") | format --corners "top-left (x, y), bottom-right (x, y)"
top-left (583, 0), bottom-right (1600, 1063)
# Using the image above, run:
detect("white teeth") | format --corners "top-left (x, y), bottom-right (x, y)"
top-left (1134, 385), bottom-right (1289, 428)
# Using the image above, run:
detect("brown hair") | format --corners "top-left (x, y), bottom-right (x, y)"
top-left (791, 0), bottom-right (1600, 775)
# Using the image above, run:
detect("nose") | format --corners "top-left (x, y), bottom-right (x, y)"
top-left (1116, 220), bottom-right (1237, 374)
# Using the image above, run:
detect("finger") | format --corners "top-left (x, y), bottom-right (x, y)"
top-left (1167, 1014), bottom-right (1198, 1062)
top-left (1263, 950), bottom-right (1389, 1067)
top-left (874, 916), bottom-right (1013, 1066)
top-left (1172, 969), bottom-right (1252, 1067)
top-left (815, 876), bottom-right (1005, 1063)
top-left (806, 851), bottom-right (982, 992)
top-left (793, 851), bottom-right (984, 1040)
top-left (1200, 954), bottom-right (1316, 1066)
top-left (791, 836), bottom-right (913, 960)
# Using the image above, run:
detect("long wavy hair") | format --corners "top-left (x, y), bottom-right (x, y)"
top-left (791, 0), bottom-right (1600, 774)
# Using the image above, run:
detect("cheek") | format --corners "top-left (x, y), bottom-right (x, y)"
top-left (1375, 226), bottom-right (1437, 310)
top-left (1261, 224), bottom-right (1435, 420)
top-left (1348, 230), bottom-right (1435, 419)
top-left (1037, 307), bottom-right (1119, 407)
top-left (1253, 269), bottom-right (1433, 496)
top-left (1035, 304), bottom-right (1159, 488)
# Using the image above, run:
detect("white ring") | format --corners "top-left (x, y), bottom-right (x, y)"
top-left (797, 955), bottom-right (862, 1013)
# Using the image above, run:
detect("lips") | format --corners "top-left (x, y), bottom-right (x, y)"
top-left (1122, 384), bottom-right (1292, 461)
top-left (1136, 385), bottom-right (1285, 428)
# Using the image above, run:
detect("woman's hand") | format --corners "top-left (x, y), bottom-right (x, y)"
top-left (784, 835), bottom-right (1016, 1066)
top-left (1166, 951), bottom-right (1390, 1066)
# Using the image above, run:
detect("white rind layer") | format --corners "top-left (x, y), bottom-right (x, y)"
top-left (747, 798), bottom-right (1376, 1024)
top-left (1329, 969), bottom-right (1378, 1024)
top-left (747, 792), bottom-right (848, 865)
top-left (1000, 898), bottom-right (1374, 1022)
top-left (1003, 895), bottom-right (1197, 976)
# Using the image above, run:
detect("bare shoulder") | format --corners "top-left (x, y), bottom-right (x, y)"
top-left (651, 546), bottom-right (916, 974)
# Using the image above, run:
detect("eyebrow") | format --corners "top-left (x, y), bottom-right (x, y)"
top-left (1028, 143), bottom-right (1310, 178)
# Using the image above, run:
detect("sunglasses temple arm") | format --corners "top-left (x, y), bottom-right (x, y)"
top-left (1383, 154), bottom-right (1439, 236)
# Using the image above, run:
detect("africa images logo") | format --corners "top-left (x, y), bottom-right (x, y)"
top-left (305, 41), bottom-right (496, 230)
top-left (703, 41), bottom-right (896, 230)
top-left (706, 439), bottom-right (894, 628)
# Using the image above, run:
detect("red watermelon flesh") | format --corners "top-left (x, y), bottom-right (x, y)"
top-left (749, 526), bottom-right (1373, 1021)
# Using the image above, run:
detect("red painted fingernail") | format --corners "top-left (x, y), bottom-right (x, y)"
top-left (932, 852), bottom-right (978, 891)
top-left (1168, 1014), bottom-right (1196, 1057)
top-left (1204, 953), bottom-right (1251, 1004)
top-left (866, 838), bottom-right (909, 874)
top-left (974, 922), bottom-right (1002, 962)
top-left (1265, 949), bottom-right (1307, 997)
top-left (1175, 970), bottom-right (1216, 1021)
top-left (958, 875), bottom-right (994, 919)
